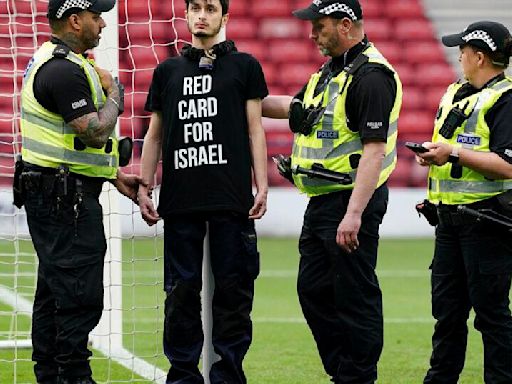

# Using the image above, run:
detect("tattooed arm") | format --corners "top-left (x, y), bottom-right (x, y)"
top-left (68, 66), bottom-right (121, 149)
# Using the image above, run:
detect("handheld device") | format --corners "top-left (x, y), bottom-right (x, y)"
top-left (405, 142), bottom-right (429, 154)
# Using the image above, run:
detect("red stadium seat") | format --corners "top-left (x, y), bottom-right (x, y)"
top-left (260, 18), bottom-right (304, 39)
top-left (0, 119), bottom-right (14, 134)
top-left (395, 19), bottom-right (436, 42)
top-left (409, 160), bottom-right (429, 187)
top-left (266, 129), bottom-right (294, 156)
top-left (125, 21), bottom-right (171, 45)
top-left (425, 85), bottom-right (447, 111)
top-left (405, 41), bottom-right (446, 65)
top-left (392, 63), bottom-right (416, 87)
top-left (0, 1), bottom-right (7, 15)
top-left (236, 40), bottom-right (266, 61)
top-left (399, 111), bottom-right (435, 134)
top-left (226, 19), bottom-right (258, 39)
top-left (360, 0), bottom-right (383, 18)
top-left (416, 63), bottom-right (457, 87)
top-left (278, 63), bottom-right (321, 87)
top-left (133, 69), bottom-right (154, 89)
top-left (364, 19), bottom-right (392, 42)
top-left (268, 40), bottom-right (311, 63)
top-left (159, 1), bottom-right (186, 19)
top-left (124, 45), bottom-right (170, 69)
top-left (385, 0), bottom-right (426, 19)
top-left (168, 18), bottom-right (190, 41)
top-left (9, 1), bottom-right (34, 16)
top-left (387, 158), bottom-right (412, 187)
top-left (252, 0), bottom-right (293, 18)
top-left (401, 87), bottom-right (423, 111)
top-left (228, 2), bottom-right (248, 17)
top-left (293, 0), bottom-right (313, 9)
top-left (127, 92), bottom-right (150, 114)
top-left (259, 62), bottom-right (278, 86)
top-left (119, 0), bottom-right (162, 20)
top-left (374, 41), bottom-right (401, 65)
top-left (398, 132), bottom-right (433, 146)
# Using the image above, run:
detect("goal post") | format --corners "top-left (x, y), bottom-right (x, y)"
top-left (0, 1), bottom-right (220, 382)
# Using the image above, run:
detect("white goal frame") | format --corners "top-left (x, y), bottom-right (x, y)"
top-left (0, 3), bottom-right (220, 383)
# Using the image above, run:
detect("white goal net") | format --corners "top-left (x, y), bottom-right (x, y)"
top-left (0, 0), bottom-right (189, 382)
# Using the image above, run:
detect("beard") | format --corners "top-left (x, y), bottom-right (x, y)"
top-left (318, 35), bottom-right (341, 57)
top-left (189, 20), bottom-right (222, 39)
top-left (82, 27), bottom-right (100, 49)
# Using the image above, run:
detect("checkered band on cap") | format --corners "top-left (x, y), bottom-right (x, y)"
top-left (462, 30), bottom-right (498, 51)
top-left (56, 0), bottom-right (92, 18)
top-left (319, 3), bottom-right (357, 20)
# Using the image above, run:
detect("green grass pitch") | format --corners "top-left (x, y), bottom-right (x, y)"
top-left (0, 237), bottom-right (497, 383)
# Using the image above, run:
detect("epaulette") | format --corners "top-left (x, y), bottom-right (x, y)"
top-left (52, 44), bottom-right (70, 59)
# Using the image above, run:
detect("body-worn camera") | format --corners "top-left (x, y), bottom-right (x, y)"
top-left (439, 104), bottom-right (469, 139)
top-left (289, 98), bottom-right (325, 136)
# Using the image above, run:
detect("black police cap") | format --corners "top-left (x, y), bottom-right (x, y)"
top-left (293, 0), bottom-right (363, 21)
top-left (47, 0), bottom-right (115, 20)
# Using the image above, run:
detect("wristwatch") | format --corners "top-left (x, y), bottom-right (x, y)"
top-left (447, 146), bottom-right (460, 164)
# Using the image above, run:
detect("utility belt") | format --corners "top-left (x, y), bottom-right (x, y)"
top-left (20, 170), bottom-right (104, 199)
top-left (416, 195), bottom-right (508, 227)
top-left (437, 198), bottom-right (500, 227)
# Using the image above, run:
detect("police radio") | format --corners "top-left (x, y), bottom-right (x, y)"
top-left (439, 101), bottom-right (470, 139)
top-left (289, 98), bottom-right (325, 136)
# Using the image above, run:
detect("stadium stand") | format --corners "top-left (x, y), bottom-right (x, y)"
top-left (0, 0), bottom-right (459, 188)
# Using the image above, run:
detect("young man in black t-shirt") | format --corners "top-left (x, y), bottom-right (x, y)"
top-left (138, 1), bottom-right (268, 383)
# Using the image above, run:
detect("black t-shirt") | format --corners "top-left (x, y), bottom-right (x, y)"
top-left (145, 44), bottom-right (268, 217)
top-left (296, 37), bottom-right (397, 143)
top-left (33, 39), bottom-right (96, 123)
top-left (453, 74), bottom-right (512, 165)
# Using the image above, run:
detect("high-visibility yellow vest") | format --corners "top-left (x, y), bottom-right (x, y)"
top-left (428, 76), bottom-right (512, 205)
top-left (21, 42), bottom-right (118, 179)
top-left (291, 44), bottom-right (402, 197)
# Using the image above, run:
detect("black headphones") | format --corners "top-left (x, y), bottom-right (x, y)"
top-left (181, 40), bottom-right (236, 60)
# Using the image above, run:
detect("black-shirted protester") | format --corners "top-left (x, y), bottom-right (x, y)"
top-left (262, 0), bottom-right (402, 382)
top-left (16, 0), bottom-right (143, 383)
top-left (415, 21), bottom-right (512, 384)
top-left (138, 0), bottom-right (268, 383)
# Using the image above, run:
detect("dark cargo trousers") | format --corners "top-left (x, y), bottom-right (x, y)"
top-left (25, 181), bottom-right (106, 382)
top-left (297, 185), bottom-right (388, 384)
top-left (162, 212), bottom-right (259, 384)
top-left (424, 204), bottom-right (512, 384)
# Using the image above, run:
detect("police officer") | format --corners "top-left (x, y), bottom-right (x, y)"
top-left (416, 21), bottom-right (512, 384)
top-left (19, 1), bottom-right (143, 383)
top-left (263, 0), bottom-right (402, 382)
top-left (137, 0), bottom-right (268, 383)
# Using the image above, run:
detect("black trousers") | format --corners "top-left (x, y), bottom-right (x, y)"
top-left (162, 212), bottom-right (259, 384)
top-left (24, 180), bottom-right (106, 382)
top-left (297, 185), bottom-right (388, 384)
top-left (424, 204), bottom-right (512, 384)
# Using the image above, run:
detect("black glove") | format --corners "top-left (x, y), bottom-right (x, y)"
top-left (114, 77), bottom-right (125, 115)
top-left (415, 199), bottom-right (438, 226)
top-left (273, 154), bottom-right (294, 184)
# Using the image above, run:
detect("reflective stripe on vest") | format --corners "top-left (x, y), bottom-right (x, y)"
top-left (23, 137), bottom-right (117, 167)
top-left (291, 44), bottom-right (402, 197)
top-left (300, 146), bottom-right (397, 188)
top-left (427, 77), bottom-right (512, 205)
top-left (20, 42), bottom-right (117, 179)
top-left (431, 179), bottom-right (512, 194)
top-left (293, 120), bottom-right (398, 159)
